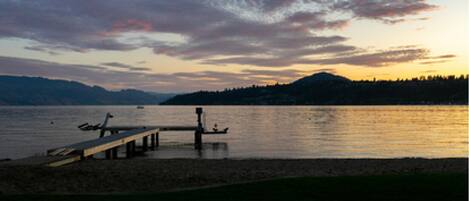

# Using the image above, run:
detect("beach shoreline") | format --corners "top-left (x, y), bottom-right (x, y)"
top-left (0, 158), bottom-right (467, 194)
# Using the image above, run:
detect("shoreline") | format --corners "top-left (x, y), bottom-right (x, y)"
top-left (0, 158), bottom-right (467, 194)
top-left (0, 104), bottom-right (468, 106)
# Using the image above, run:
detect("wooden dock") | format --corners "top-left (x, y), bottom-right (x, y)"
top-left (44, 107), bottom-right (228, 167)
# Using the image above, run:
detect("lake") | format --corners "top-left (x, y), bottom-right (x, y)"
top-left (0, 106), bottom-right (467, 159)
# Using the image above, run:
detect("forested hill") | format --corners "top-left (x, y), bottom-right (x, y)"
top-left (161, 72), bottom-right (468, 105)
top-left (0, 76), bottom-right (174, 105)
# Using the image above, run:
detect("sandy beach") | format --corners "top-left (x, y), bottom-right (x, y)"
top-left (0, 158), bottom-right (466, 194)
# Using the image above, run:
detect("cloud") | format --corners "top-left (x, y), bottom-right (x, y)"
top-left (427, 54), bottom-right (456, 59)
top-left (259, 0), bottom-right (298, 12)
top-left (285, 11), bottom-right (349, 30)
top-left (24, 46), bottom-right (60, 55)
top-left (0, 0), bottom-right (441, 68)
top-left (304, 47), bottom-right (430, 67)
top-left (0, 56), bottom-right (315, 92)
top-left (419, 60), bottom-right (448, 65)
top-left (101, 19), bottom-right (153, 36)
top-left (419, 54), bottom-right (456, 65)
top-left (332, 0), bottom-right (438, 23)
top-left (203, 56), bottom-right (298, 67)
top-left (101, 62), bottom-right (151, 72)
top-left (205, 46), bottom-right (433, 67)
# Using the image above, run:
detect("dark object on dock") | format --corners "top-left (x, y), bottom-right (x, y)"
top-left (78, 113), bottom-right (113, 131)
top-left (137, 105), bottom-right (144, 109)
top-left (77, 123), bottom-right (88, 128)
top-left (78, 123), bottom-right (102, 131)
top-left (47, 107), bottom-right (228, 167)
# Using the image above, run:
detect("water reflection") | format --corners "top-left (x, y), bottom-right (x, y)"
top-left (146, 142), bottom-right (229, 159)
top-left (0, 106), bottom-right (467, 159)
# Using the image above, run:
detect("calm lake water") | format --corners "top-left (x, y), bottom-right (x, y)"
top-left (0, 106), bottom-right (467, 159)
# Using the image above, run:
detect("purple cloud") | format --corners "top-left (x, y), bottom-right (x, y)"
top-left (101, 62), bottom-right (151, 72)
top-left (0, 0), bottom-right (443, 68)
top-left (285, 11), bottom-right (349, 30)
top-left (332, 0), bottom-right (438, 23)
top-left (204, 46), bottom-right (434, 67)
top-left (304, 47), bottom-right (430, 67)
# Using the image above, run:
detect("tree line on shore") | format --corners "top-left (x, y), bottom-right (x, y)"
top-left (161, 73), bottom-right (468, 105)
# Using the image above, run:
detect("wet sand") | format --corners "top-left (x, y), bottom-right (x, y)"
top-left (0, 158), bottom-right (467, 194)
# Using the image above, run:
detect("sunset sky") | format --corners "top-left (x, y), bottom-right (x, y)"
top-left (0, 0), bottom-right (467, 92)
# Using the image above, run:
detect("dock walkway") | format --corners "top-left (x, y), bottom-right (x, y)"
top-left (49, 127), bottom-right (160, 157)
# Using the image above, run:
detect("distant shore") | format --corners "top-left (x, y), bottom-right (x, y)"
top-left (0, 158), bottom-right (466, 194)
top-left (1, 103), bottom-right (468, 106)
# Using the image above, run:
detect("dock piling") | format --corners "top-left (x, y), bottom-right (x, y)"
top-left (111, 147), bottom-right (118, 159)
top-left (150, 134), bottom-right (155, 150)
top-left (142, 136), bottom-right (148, 152)
top-left (150, 132), bottom-right (159, 149)
top-left (105, 150), bottom-right (112, 159)
top-left (195, 107), bottom-right (204, 150)
top-left (194, 131), bottom-right (202, 149)
top-left (156, 132), bottom-right (159, 147)
top-left (126, 142), bottom-right (133, 158)
top-left (131, 140), bottom-right (136, 154)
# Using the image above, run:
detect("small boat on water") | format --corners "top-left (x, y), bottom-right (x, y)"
top-left (136, 105), bottom-right (144, 109)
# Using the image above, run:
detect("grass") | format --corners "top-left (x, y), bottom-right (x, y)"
top-left (2, 173), bottom-right (467, 201)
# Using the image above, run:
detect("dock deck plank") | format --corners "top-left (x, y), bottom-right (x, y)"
top-left (49, 127), bottom-right (160, 157)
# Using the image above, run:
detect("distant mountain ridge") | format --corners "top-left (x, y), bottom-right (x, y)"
top-left (162, 72), bottom-right (468, 105)
top-left (292, 72), bottom-right (350, 86)
top-left (0, 75), bottom-right (174, 105)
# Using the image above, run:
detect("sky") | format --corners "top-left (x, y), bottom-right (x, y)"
top-left (0, 0), bottom-right (467, 92)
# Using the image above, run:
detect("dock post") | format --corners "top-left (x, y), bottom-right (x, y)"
top-left (150, 134), bottom-right (155, 150)
top-left (131, 140), bottom-right (136, 153)
top-left (126, 140), bottom-right (137, 158)
top-left (105, 150), bottom-right (112, 159)
top-left (195, 107), bottom-right (204, 150)
top-left (194, 130), bottom-right (202, 150)
top-left (111, 147), bottom-right (118, 159)
top-left (143, 136), bottom-right (148, 152)
top-left (156, 132), bottom-right (159, 147)
top-left (126, 142), bottom-right (133, 158)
